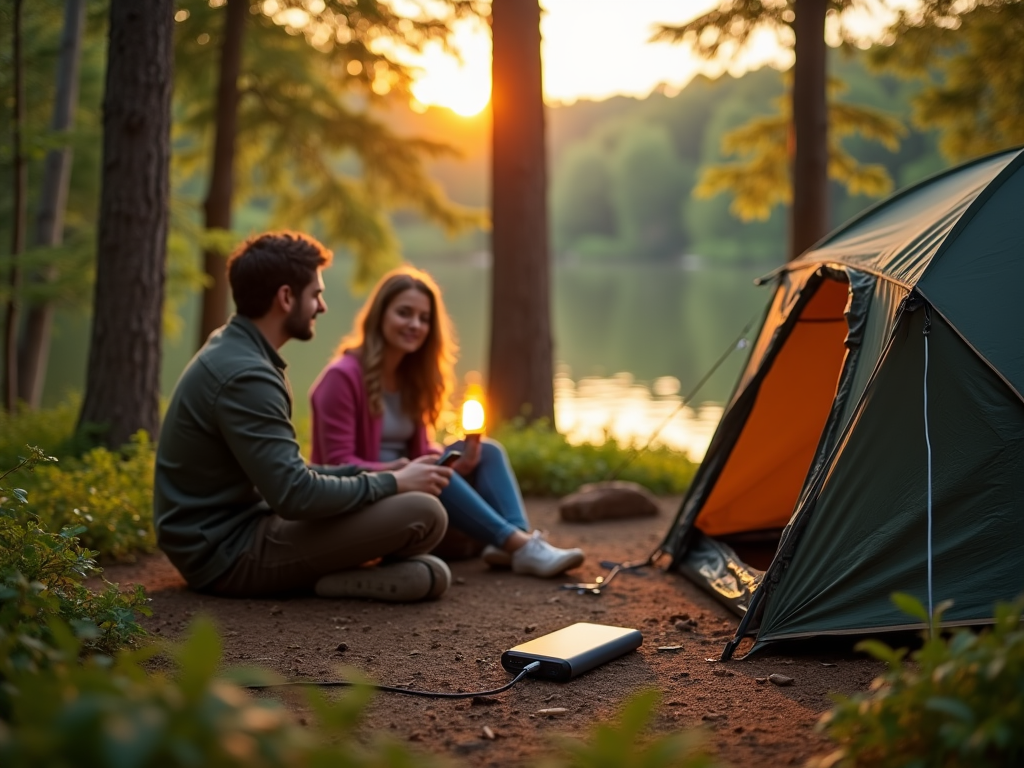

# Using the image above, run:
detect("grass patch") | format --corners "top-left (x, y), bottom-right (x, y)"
top-left (494, 419), bottom-right (697, 496)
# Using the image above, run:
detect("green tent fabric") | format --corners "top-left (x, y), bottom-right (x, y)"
top-left (661, 147), bottom-right (1024, 656)
top-left (759, 310), bottom-right (1024, 642)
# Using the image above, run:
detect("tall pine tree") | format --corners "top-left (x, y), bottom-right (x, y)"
top-left (654, 0), bottom-right (887, 259)
top-left (78, 0), bottom-right (174, 447)
top-left (488, 0), bottom-right (554, 424)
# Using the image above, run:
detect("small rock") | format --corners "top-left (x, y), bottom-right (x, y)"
top-left (671, 612), bottom-right (691, 622)
top-left (542, 694), bottom-right (558, 702)
top-left (471, 696), bottom-right (500, 707)
top-left (409, 650), bottom-right (421, 657)
top-left (408, 732), bottom-right (425, 742)
top-left (536, 707), bottom-right (568, 716)
top-left (287, 644), bottom-right (301, 650)
top-left (455, 577), bottom-right (466, 585)
top-left (547, 596), bottom-right (561, 604)
top-left (712, 668), bottom-right (735, 677)
top-left (269, 606), bottom-right (283, 616)
top-left (821, 662), bottom-right (837, 667)
top-left (733, 725), bottom-right (745, 734)
top-left (666, 700), bottom-right (687, 707)
top-left (453, 741), bottom-right (490, 755)
top-left (768, 674), bottom-right (795, 686)
top-left (702, 712), bottom-right (727, 721)
top-left (755, 677), bottom-right (767, 684)
top-left (334, 642), bottom-right (349, 653)
top-left (524, 624), bottom-right (537, 633)
top-left (482, 726), bottom-right (496, 740)
top-left (559, 481), bottom-right (660, 522)
top-left (657, 645), bottom-right (684, 652)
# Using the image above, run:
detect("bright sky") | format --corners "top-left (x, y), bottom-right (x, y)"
top-left (406, 0), bottom-right (903, 116)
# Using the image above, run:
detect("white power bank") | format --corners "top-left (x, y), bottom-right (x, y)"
top-left (500, 622), bottom-right (643, 681)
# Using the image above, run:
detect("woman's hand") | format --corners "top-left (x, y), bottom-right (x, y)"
top-left (393, 455), bottom-right (453, 496)
top-left (451, 438), bottom-right (482, 477)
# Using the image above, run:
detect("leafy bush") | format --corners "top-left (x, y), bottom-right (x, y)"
top-left (0, 448), bottom-right (150, 684)
top-left (0, 617), bottom-right (717, 768)
top-left (811, 594), bottom-right (1024, 768)
top-left (494, 419), bottom-right (697, 496)
top-left (25, 432), bottom-right (157, 562)
top-left (0, 397), bottom-right (79, 469)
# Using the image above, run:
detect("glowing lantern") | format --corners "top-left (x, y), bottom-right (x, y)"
top-left (461, 383), bottom-right (486, 445)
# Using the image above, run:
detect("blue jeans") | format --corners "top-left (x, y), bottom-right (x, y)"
top-left (438, 438), bottom-right (530, 547)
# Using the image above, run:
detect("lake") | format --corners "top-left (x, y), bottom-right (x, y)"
top-left (44, 260), bottom-right (771, 460)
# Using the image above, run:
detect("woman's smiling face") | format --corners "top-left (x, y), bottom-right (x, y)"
top-left (381, 287), bottom-right (432, 355)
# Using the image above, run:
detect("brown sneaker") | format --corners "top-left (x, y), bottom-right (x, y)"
top-left (315, 554), bottom-right (451, 602)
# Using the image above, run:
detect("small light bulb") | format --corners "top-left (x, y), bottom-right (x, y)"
top-left (462, 399), bottom-right (485, 433)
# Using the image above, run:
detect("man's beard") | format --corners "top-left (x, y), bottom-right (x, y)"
top-left (285, 304), bottom-right (317, 341)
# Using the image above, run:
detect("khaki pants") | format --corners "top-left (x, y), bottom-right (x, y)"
top-left (207, 492), bottom-right (447, 598)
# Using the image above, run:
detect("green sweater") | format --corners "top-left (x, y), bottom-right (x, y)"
top-left (154, 315), bottom-right (398, 589)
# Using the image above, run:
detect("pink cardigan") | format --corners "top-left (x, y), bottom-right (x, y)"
top-left (309, 353), bottom-right (433, 469)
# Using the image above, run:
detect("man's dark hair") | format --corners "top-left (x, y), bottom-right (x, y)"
top-left (227, 231), bottom-right (333, 319)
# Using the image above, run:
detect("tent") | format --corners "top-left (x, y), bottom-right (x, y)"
top-left (660, 147), bottom-right (1024, 659)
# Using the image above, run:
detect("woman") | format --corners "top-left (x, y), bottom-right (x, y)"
top-left (310, 266), bottom-right (584, 578)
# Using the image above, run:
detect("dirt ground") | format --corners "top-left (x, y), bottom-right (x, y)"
top-left (101, 497), bottom-right (883, 767)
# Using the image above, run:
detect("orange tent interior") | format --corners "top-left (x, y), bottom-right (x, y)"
top-left (695, 277), bottom-right (851, 539)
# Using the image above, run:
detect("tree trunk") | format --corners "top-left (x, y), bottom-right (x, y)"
top-left (487, 0), bottom-right (554, 425)
top-left (197, 0), bottom-right (247, 348)
top-left (18, 0), bottom-right (87, 408)
top-left (789, 0), bottom-right (829, 260)
top-left (4, 0), bottom-right (26, 412)
top-left (78, 0), bottom-right (173, 447)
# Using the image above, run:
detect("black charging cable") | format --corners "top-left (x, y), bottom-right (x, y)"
top-left (245, 661), bottom-right (540, 699)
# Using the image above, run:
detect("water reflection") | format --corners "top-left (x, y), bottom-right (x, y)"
top-left (554, 369), bottom-right (724, 461)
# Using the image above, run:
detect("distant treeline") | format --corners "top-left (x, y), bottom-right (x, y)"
top-left (388, 50), bottom-right (947, 268)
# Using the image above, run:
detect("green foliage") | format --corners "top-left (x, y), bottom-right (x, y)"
top-left (0, 616), bottom-right (425, 768)
top-left (811, 594), bottom-right (1024, 768)
top-left (173, 0), bottom-right (486, 291)
top-left (695, 78), bottom-right (906, 223)
top-left (25, 432), bottom-right (157, 562)
top-left (0, 448), bottom-right (150, 684)
top-left (0, 402), bottom-right (157, 562)
top-left (0, 396), bottom-right (80, 469)
top-left (870, 0), bottom-right (1024, 161)
top-left (494, 420), bottom-right (696, 497)
top-left (541, 690), bottom-right (719, 768)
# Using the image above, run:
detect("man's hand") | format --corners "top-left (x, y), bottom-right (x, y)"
top-left (393, 455), bottom-right (453, 496)
top-left (379, 458), bottom-right (410, 470)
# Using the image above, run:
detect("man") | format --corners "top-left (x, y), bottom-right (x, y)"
top-left (154, 231), bottom-right (454, 601)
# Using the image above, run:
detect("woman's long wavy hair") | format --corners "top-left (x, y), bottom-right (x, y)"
top-left (335, 266), bottom-right (457, 426)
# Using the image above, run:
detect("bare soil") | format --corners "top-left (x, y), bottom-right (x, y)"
top-left (101, 497), bottom-right (883, 767)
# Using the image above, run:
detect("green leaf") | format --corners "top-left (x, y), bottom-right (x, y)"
top-left (891, 592), bottom-right (930, 624)
top-left (926, 697), bottom-right (975, 723)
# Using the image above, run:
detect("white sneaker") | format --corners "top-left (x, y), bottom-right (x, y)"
top-left (314, 554), bottom-right (451, 602)
top-left (481, 544), bottom-right (512, 569)
top-left (511, 531), bottom-right (585, 578)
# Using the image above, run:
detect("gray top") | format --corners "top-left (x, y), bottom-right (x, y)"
top-left (380, 390), bottom-right (415, 462)
top-left (154, 315), bottom-right (398, 589)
